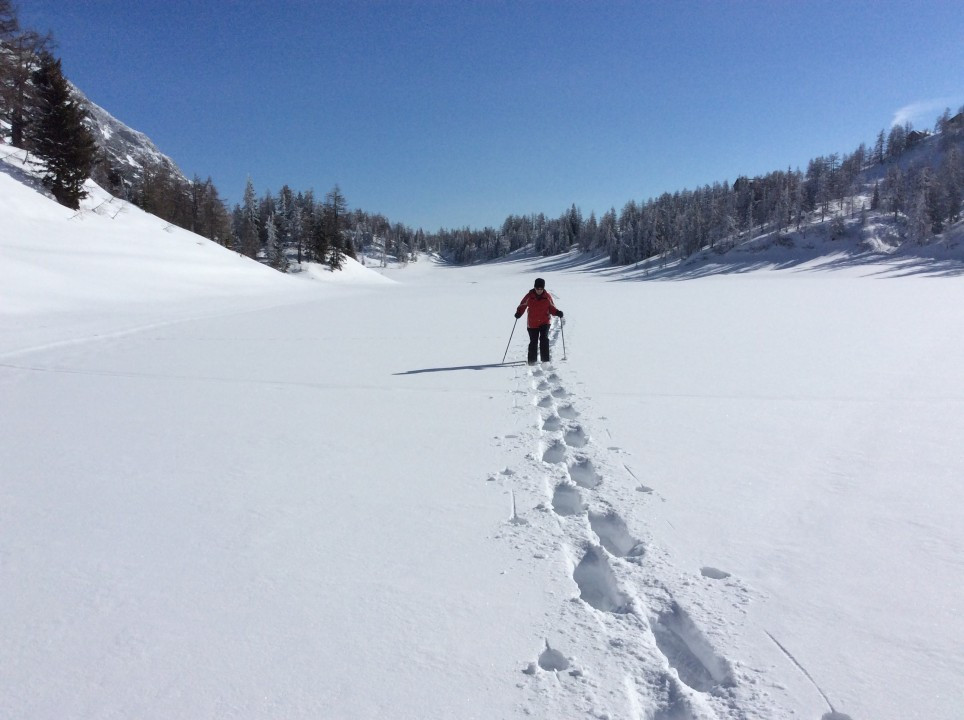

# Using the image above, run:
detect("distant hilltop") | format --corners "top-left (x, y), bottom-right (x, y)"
top-left (71, 83), bottom-right (188, 199)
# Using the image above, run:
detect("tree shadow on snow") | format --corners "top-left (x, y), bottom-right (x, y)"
top-left (609, 246), bottom-right (964, 281)
top-left (0, 149), bottom-right (50, 196)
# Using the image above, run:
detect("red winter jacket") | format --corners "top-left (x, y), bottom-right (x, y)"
top-left (516, 289), bottom-right (560, 328)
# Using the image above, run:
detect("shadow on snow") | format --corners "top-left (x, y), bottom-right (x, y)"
top-left (394, 361), bottom-right (525, 375)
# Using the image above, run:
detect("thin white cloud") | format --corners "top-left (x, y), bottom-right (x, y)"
top-left (891, 98), bottom-right (962, 127)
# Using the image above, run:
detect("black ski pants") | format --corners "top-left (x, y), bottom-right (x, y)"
top-left (527, 324), bottom-right (550, 364)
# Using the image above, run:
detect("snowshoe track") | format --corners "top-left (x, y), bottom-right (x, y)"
top-left (487, 323), bottom-right (759, 719)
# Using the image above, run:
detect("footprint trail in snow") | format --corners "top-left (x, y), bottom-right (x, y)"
top-left (486, 321), bottom-right (776, 719)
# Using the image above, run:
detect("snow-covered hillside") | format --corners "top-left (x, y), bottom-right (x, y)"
top-left (2, 152), bottom-right (963, 720)
top-left (652, 130), bottom-right (964, 277)
top-left (72, 84), bottom-right (190, 192)
top-left (0, 147), bottom-right (384, 354)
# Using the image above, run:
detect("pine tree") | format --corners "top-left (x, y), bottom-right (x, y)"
top-left (265, 213), bottom-right (278, 258)
top-left (277, 185), bottom-right (295, 262)
top-left (310, 204), bottom-right (328, 264)
top-left (239, 178), bottom-right (260, 258)
top-left (940, 146), bottom-right (962, 223)
top-left (256, 189), bottom-right (276, 249)
top-left (192, 176), bottom-right (231, 245)
top-left (2, 27), bottom-right (53, 148)
top-left (874, 129), bottom-right (886, 165)
top-left (582, 211), bottom-right (598, 253)
top-left (0, 0), bottom-right (18, 128)
top-left (298, 190), bottom-right (314, 264)
top-left (566, 203), bottom-right (582, 248)
top-left (885, 166), bottom-right (904, 222)
top-left (266, 213), bottom-right (288, 271)
top-left (906, 178), bottom-right (931, 245)
top-left (886, 124), bottom-right (906, 159)
top-left (921, 168), bottom-right (945, 235)
top-left (936, 108), bottom-right (952, 135)
top-left (28, 53), bottom-right (96, 209)
top-left (322, 185), bottom-right (348, 269)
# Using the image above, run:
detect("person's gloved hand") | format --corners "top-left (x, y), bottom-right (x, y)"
top-left (514, 312), bottom-right (522, 319)
top-left (556, 310), bottom-right (564, 318)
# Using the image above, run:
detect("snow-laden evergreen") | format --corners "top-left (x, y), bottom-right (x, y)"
top-left (2, 148), bottom-right (964, 720)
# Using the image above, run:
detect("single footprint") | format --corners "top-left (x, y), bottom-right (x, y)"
top-left (541, 439), bottom-right (567, 464)
top-left (568, 456), bottom-right (602, 489)
top-left (563, 424), bottom-right (589, 448)
top-left (572, 547), bottom-right (630, 613)
top-left (652, 674), bottom-right (696, 720)
top-left (700, 567), bottom-right (731, 580)
top-left (651, 603), bottom-right (734, 691)
top-left (588, 510), bottom-right (645, 558)
top-left (557, 403), bottom-right (579, 419)
top-left (552, 483), bottom-right (584, 516)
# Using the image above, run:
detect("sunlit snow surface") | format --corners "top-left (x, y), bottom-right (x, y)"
top-left (2, 149), bottom-right (963, 719)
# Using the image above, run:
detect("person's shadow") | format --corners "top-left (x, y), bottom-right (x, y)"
top-left (393, 362), bottom-right (525, 375)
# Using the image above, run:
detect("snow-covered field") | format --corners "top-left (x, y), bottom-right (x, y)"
top-left (2, 156), bottom-right (963, 720)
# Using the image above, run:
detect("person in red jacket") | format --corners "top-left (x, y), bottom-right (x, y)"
top-left (514, 277), bottom-right (564, 365)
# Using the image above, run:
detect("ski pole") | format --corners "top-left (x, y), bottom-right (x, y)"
top-left (501, 317), bottom-right (519, 364)
top-left (560, 318), bottom-right (567, 360)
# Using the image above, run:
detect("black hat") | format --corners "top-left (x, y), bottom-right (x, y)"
top-left (534, 277), bottom-right (545, 289)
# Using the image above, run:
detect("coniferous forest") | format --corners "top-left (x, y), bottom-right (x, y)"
top-left (3, 0), bottom-right (962, 271)
top-left (433, 115), bottom-right (964, 265)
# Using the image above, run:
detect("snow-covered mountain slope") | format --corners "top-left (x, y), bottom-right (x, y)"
top-left (2, 147), bottom-right (964, 720)
top-left (71, 83), bottom-right (189, 189)
top-left (679, 131), bottom-right (964, 275)
top-left (623, 213), bottom-right (964, 280)
top-left (0, 147), bottom-right (380, 355)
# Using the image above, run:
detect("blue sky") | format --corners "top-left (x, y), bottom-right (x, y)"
top-left (18, 0), bottom-right (964, 230)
